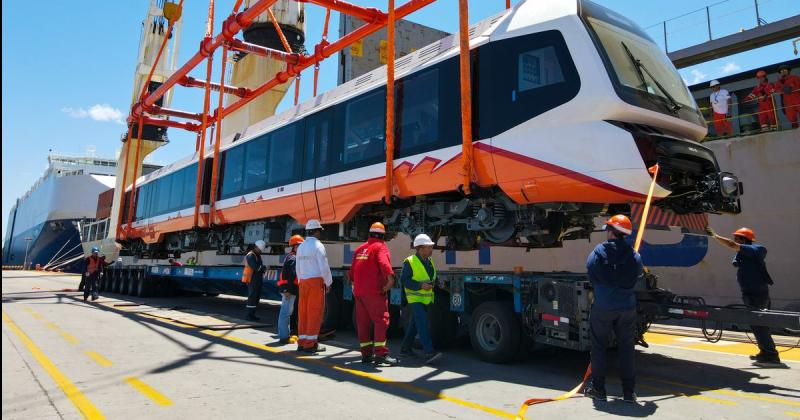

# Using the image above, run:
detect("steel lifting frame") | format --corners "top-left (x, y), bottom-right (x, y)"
top-left (119, 0), bottom-right (483, 240)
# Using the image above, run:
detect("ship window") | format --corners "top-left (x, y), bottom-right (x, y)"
top-left (342, 89), bottom-right (386, 166)
top-left (244, 136), bottom-right (269, 191)
top-left (221, 146), bottom-right (245, 198)
top-left (397, 68), bottom-right (440, 156)
top-left (268, 124), bottom-right (297, 186)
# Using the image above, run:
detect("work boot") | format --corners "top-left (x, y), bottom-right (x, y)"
top-left (374, 355), bottom-right (399, 366)
top-left (622, 391), bottom-right (638, 404)
top-left (92, 296), bottom-right (98, 301)
top-left (400, 348), bottom-right (418, 358)
top-left (753, 354), bottom-right (782, 368)
top-left (749, 352), bottom-right (763, 360)
top-left (277, 338), bottom-right (291, 345)
top-left (424, 352), bottom-right (443, 365)
top-left (361, 355), bottom-right (375, 364)
top-left (584, 385), bottom-right (607, 402)
top-left (305, 344), bottom-right (326, 354)
top-left (245, 313), bottom-right (261, 322)
top-left (83, 295), bottom-right (88, 301)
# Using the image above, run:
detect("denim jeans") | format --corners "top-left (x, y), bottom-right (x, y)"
top-left (401, 302), bottom-right (434, 354)
top-left (278, 293), bottom-right (297, 339)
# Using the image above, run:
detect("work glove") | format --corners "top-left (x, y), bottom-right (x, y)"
top-left (705, 226), bottom-right (716, 237)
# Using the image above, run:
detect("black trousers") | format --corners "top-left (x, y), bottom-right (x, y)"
top-left (742, 293), bottom-right (779, 358)
top-left (83, 272), bottom-right (100, 300)
top-left (590, 307), bottom-right (637, 393)
top-left (245, 275), bottom-right (264, 314)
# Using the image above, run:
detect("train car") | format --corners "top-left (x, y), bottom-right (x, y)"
top-left (119, 0), bottom-right (741, 257)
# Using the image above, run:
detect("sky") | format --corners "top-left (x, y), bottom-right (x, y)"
top-left (3, 0), bottom-right (799, 239)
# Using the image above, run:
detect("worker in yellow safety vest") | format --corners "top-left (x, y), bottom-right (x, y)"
top-left (399, 234), bottom-right (443, 365)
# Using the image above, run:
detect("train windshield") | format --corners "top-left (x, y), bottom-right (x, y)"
top-left (584, 13), bottom-right (697, 113)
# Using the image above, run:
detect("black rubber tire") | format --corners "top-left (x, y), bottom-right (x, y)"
top-left (468, 301), bottom-right (521, 364)
top-left (98, 273), bottom-right (107, 292)
top-left (128, 271), bottom-right (139, 296)
top-left (136, 274), bottom-right (150, 297)
top-left (112, 272), bottom-right (122, 294)
top-left (428, 290), bottom-right (459, 349)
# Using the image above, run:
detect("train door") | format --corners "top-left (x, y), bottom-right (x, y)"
top-left (301, 109), bottom-right (336, 222)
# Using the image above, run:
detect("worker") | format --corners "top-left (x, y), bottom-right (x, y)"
top-left (709, 80), bottom-right (733, 137)
top-left (83, 247), bottom-right (107, 301)
top-left (772, 64), bottom-right (800, 128)
top-left (295, 219), bottom-right (333, 353)
top-left (242, 240), bottom-right (267, 321)
top-left (168, 258), bottom-right (183, 267)
top-left (584, 215), bottom-right (643, 403)
top-left (744, 70), bottom-right (777, 131)
top-left (706, 226), bottom-right (782, 367)
top-left (276, 235), bottom-right (304, 345)
top-left (349, 222), bottom-right (399, 365)
top-left (399, 234), bottom-right (443, 365)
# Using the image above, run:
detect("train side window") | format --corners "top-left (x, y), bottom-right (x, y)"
top-left (169, 169), bottom-right (185, 211)
top-left (182, 165), bottom-right (197, 209)
top-left (221, 146), bottom-right (245, 198)
top-left (303, 113), bottom-right (332, 179)
top-left (342, 89), bottom-right (386, 166)
top-left (517, 46), bottom-right (565, 92)
top-left (268, 124), bottom-right (297, 186)
top-left (319, 119), bottom-right (330, 174)
top-left (244, 136), bottom-right (269, 191)
top-left (157, 176), bottom-right (172, 214)
top-left (302, 120), bottom-right (317, 180)
top-left (397, 68), bottom-right (439, 157)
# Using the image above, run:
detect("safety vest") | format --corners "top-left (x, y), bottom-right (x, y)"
top-left (404, 255), bottom-right (436, 305)
top-left (86, 256), bottom-right (101, 274)
top-left (277, 253), bottom-right (298, 286)
top-left (241, 251), bottom-right (256, 284)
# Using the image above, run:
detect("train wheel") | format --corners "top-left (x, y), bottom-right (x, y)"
top-left (469, 301), bottom-right (521, 364)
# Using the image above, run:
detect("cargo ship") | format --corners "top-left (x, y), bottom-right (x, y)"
top-left (2, 154), bottom-right (158, 272)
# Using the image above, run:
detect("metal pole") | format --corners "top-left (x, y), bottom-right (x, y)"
top-left (754, 0), bottom-right (761, 26)
top-left (706, 6), bottom-right (712, 41)
top-left (23, 237), bottom-right (32, 270)
top-left (663, 21), bottom-right (668, 53)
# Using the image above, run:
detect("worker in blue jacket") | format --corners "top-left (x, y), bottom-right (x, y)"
top-left (584, 215), bottom-right (643, 404)
top-left (707, 226), bottom-right (781, 367)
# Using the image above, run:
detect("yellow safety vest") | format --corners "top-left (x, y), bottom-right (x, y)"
top-left (404, 255), bottom-right (436, 305)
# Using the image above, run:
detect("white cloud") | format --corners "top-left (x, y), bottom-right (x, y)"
top-left (61, 104), bottom-right (124, 124)
top-left (720, 62), bottom-right (741, 74)
top-left (690, 69), bottom-right (708, 84)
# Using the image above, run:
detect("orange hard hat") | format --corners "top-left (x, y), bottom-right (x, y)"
top-left (756, 70), bottom-right (767, 78)
top-left (369, 222), bottom-right (386, 234)
top-left (733, 227), bottom-right (755, 241)
top-left (605, 214), bottom-right (633, 235)
top-left (289, 235), bottom-right (305, 246)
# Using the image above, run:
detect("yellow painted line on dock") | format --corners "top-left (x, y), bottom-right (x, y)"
top-left (85, 350), bottom-right (113, 367)
top-left (637, 383), bottom-right (737, 406)
top-left (2, 310), bottom-right (105, 420)
top-left (644, 332), bottom-right (800, 362)
top-left (124, 377), bottom-right (173, 406)
top-left (785, 411), bottom-right (800, 418)
top-left (642, 376), bottom-right (800, 407)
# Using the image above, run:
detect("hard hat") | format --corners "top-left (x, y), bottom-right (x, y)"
top-left (305, 219), bottom-right (324, 231)
top-left (289, 235), bottom-right (304, 246)
top-left (604, 214), bottom-right (633, 235)
top-left (91, 246), bottom-right (99, 253)
top-left (369, 222), bottom-right (386, 234)
top-left (413, 234), bottom-right (436, 247)
top-left (733, 227), bottom-right (755, 241)
top-left (254, 240), bottom-right (267, 252)
top-left (756, 70), bottom-right (767, 78)
top-left (709, 80), bottom-right (720, 87)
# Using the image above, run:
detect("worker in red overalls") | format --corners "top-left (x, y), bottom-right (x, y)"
top-left (349, 222), bottom-right (398, 366)
top-left (745, 70), bottom-right (777, 131)
top-left (772, 64), bottom-right (800, 128)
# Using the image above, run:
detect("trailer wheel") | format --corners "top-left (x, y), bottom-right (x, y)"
top-left (112, 272), bottom-right (122, 294)
top-left (469, 301), bottom-right (521, 364)
top-left (128, 271), bottom-right (140, 296)
top-left (136, 274), bottom-right (152, 297)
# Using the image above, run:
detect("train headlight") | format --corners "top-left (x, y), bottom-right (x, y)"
top-left (720, 174), bottom-right (739, 198)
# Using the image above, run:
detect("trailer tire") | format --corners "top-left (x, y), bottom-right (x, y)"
top-left (136, 274), bottom-right (152, 297)
top-left (469, 301), bottom-right (521, 364)
top-left (128, 271), bottom-right (140, 296)
top-left (112, 272), bottom-right (122, 294)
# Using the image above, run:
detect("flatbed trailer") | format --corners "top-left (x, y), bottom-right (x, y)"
top-left (103, 264), bottom-right (800, 363)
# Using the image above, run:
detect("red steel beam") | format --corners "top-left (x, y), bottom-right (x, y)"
top-left (146, 105), bottom-right (210, 122)
top-left (178, 75), bottom-right (251, 97)
top-left (226, 39), bottom-right (301, 65)
top-left (299, 0), bottom-right (385, 23)
top-left (220, 0), bottom-right (435, 120)
top-left (141, 116), bottom-right (201, 132)
top-left (130, 0), bottom-right (279, 121)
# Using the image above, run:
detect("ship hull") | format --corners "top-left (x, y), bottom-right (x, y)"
top-left (3, 219), bottom-right (83, 272)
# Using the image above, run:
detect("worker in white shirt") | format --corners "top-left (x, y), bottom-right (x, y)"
top-left (709, 80), bottom-right (733, 137)
top-left (295, 219), bottom-right (333, 353)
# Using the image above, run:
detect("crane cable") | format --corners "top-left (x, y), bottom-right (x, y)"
top-left (515, 165), bottom-right (660, 419)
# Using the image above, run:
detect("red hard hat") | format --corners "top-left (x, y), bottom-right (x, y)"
top-left (369, 222), bottom-right (386, 234)
top-left (289, 235), bottom-right (305, 246)
top-left (756, 70), bottom-right (767, 78)
top-left (733, 227), bottom-right (755, 241)
top-left (605, 214), bottom-right (633, 235)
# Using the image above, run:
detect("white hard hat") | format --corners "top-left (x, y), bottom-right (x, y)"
top-left (305, 219), bottom-right (324, 231)
top-left (254, 240), bottom-right (267, 252)
top-left (709, 80), bottom-right (720, 87)
top-left (413, 234), bottom-right (435, 247)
